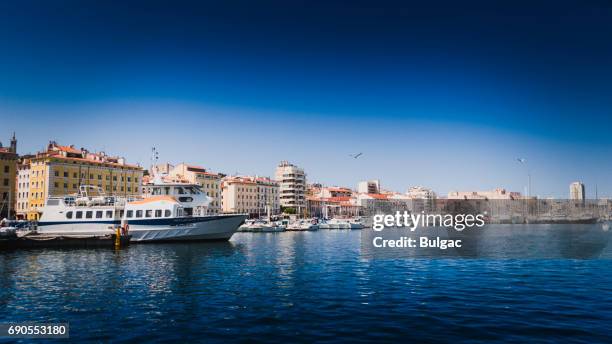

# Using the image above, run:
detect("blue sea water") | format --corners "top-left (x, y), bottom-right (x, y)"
top-left (1, 229), bottom-right (611, 343)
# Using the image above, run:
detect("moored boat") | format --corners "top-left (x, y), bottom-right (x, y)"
top-left (36, 185), bottom-right (247, 242)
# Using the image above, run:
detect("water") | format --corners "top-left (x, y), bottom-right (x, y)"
top-left (1, 229), bottom-right (611, 343)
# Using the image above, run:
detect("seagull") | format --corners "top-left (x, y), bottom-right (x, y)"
top-left (349, 152), bottom-right (363, 159)
top-left (516, 158), bottom-right (526, 164)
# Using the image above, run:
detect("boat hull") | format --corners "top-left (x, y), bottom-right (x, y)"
top-left (37, 215), bottom-right (247, 242)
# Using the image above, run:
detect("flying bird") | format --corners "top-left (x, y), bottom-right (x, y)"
top-left (349, 152), bottom-right (363, 159)
top-left (516, 158), bottom-right (526, 164)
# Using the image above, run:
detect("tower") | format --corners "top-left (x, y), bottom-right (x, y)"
top-left (9, 132), bottom-right (16, 154)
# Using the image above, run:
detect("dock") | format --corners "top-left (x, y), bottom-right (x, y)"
top-left (0, 231), bottom-right (131, 249)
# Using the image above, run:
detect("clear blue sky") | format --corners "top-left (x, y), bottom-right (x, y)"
top-left (1, 0), bottom-right (611, 197)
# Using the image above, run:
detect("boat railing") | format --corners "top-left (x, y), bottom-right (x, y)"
top-left (52, 194), bottom-right (144, 208)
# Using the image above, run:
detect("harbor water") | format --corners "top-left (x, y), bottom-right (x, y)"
top-left (1, 227), bottom-right (611, 343)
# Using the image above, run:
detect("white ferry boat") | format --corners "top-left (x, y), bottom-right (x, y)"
top-left (37, 185), bottom-right (247, 242)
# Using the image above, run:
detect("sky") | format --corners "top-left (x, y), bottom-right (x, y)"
top-left (0, 0), bottom-right (611, 197)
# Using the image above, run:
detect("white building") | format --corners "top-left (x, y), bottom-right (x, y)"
top-left (222, 176), bottom-right (280, 216)
top-left (15, 159), bottom-right (30, 219)
top-left (570, 181), bottom-right (585, 201)
top-left (357, 180), bottom-right (380, 194)
top-left (406, 186), bottom-right (436, 200)
top-left (274, 161), bottom-right (306, 212)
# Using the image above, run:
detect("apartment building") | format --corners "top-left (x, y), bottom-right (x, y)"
top-left (23, 141), bottom-right (143, 220)
top-left (0, 133), bottom-right (18, 219)
top-left (274, 161), bottom-right (306, 213)
top-left (222, 176), bottom-right (280, 216)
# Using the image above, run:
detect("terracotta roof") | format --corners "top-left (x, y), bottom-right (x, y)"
top-left (55, 145), bottom-right (82, 154)
top-left (33, 154), bottom-right (142, 169)
top-left (366, 193), bottom-right (389, 200)
top-left (325, 196), bottom-right (352, 202)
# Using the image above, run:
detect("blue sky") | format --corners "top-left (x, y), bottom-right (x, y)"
top-left (1, 0), bottom-right (611, 197)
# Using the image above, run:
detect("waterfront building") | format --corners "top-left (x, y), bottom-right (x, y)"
top-left (23, 141), bottom-right (143, 220)
top-left (447, 188), bottom-right (521, 200)
top-left (570, 181), bottom-right (585, 202)
top-left (15, 156), bottom-right (32, 219)
top-left (318, 186), bottom-right (353, 198)
top-left (356, 193), bottom-right (411, 215)
top-left (275, 161), bottom-right (306, 213)
top-left (357, 180), bottom-right (380, 194)
top-left (306, 195), bottom-right (361, 218)
top-left (0, 133), bottom-right (18, 219)
top-left (221, 176), bottom-right (280, 216)
top-left (166, 163), bottom-right (223, 214)
top-left (406, 186), bottom-right (437, 212)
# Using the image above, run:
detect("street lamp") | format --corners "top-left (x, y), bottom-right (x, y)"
top-left (516, 158), bottom-right (531, 197)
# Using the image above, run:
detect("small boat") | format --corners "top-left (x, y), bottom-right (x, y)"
top-left (239, 219), bottom-right (285, 232)
top-left (286, 219), bottom-right (319, 231)
top-left (321, 218), bottom-right (351, 229)
top-left (348, 217), bottom-right (364, 229)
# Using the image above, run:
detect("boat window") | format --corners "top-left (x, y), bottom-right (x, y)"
top-left (164, 210), bottom-right (171, 217)
top-left (126, 210), bottom-right (133, 218)
top-left (76, 211), bottom-right (83, 219)
top-left (155, 209), bottom-right (162, 217)
top-left (66, 211), bottom-right (73, 219)
top-left (164, 187), bottom-right (170, 195)
top-left (96, 211), bottom-right (103, 219)
top-left (86, 211), bottom-right (93, 219)
top-left (145, 210), bottom-right (152, 218)
top-left (177, 187), bottom-right (185, 194)
top-left (152, 188), bottom-right (161, 195)
top-left (136, 210), bottom-right (143, 218)
top-left (119, 210), bottom-right (124, 218)
top-left (106, 210), bottom-right (113, 218)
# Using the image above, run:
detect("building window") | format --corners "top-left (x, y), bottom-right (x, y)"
top-left (4, 166), bottom-right (9, 173)
top-left (73, 173), bottom-right (78, 178)
top-left (3, 179), bottom-right (8, 186)
top-left (54, 171), bottom-right (59, 177)
top-left (63, 172), bottom-right (68, 177)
